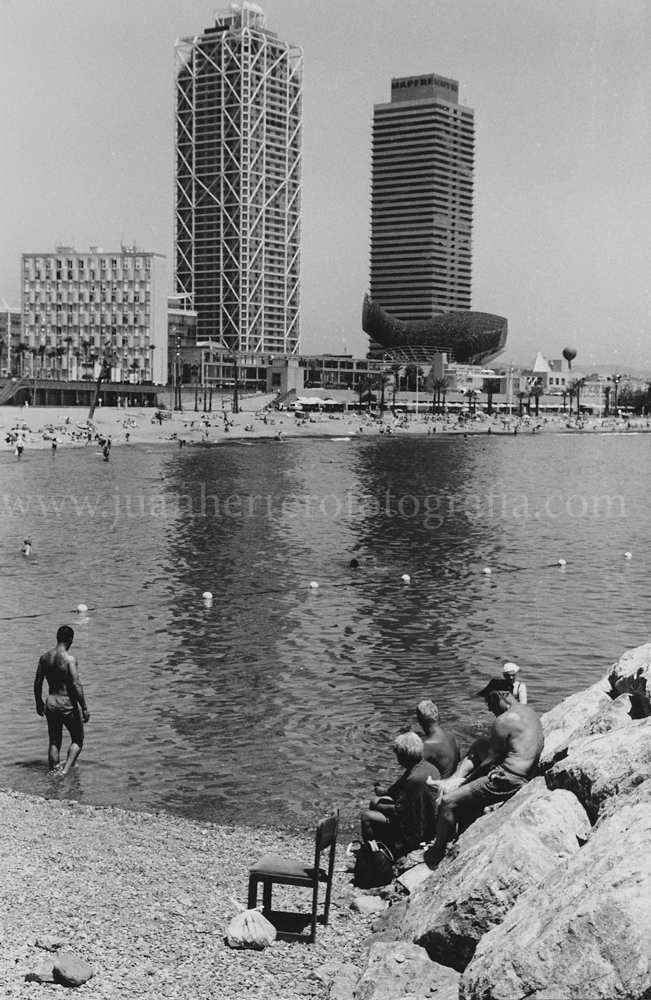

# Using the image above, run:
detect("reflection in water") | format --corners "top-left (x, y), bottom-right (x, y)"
top-left (0, 434), bottom-right (649, 832)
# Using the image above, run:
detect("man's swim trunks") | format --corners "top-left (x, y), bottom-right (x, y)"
top-left (45, 694), bottom-right (84, 745)
top-left (462, 765), bottom-right (529, 808)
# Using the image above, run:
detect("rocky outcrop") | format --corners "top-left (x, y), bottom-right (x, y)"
top-left (354, 942), bottom-right (460, 1000)
top-left (350, 646), bottom-right (651, 1000)
top-left (546, 717), bottom-right (651, 821)
top-left (460, 781), bottom-right (651, 999)
top-left (372, 780), bottom-right (589, 972)
top-left (539, 676), bottom-right (616, 767)
top-left (608, 642), bottom-right (651, 716)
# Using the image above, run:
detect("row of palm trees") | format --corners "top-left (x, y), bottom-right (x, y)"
top-left (351, 368), bottom-right (593, 418)
top-left (4, 338), bottom-right (146, 382)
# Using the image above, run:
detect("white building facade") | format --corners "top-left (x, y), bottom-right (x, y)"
top-left (21, 246), bottom-right (167, 384)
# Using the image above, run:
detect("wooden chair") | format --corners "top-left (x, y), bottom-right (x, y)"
top-left (247, 811), bottom-right (339, 943)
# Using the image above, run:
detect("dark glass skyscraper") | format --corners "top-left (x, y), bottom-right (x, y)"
top-left (370, 73), bottom-right (474, 322)
top-left (175, 4), bottom-right (303, 354)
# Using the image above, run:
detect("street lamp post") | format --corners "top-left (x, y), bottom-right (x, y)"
top-left (175, 336), bottom-right (182, 411)
top-left (231, 348), bottom-right (239, 415)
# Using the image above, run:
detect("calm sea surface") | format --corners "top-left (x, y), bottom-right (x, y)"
top-left (0, 431), bottom-right (649, 833)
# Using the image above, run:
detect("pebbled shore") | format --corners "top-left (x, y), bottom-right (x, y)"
top-left (0, 790), bottom-right (367, 999)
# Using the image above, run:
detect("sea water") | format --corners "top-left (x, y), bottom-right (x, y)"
top-left (0, 431), bottom-right (649, 831)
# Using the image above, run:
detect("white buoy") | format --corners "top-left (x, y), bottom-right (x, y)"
top-left (558, 559), bottom-right (566, 566)
top-left (401, 574), bottom-right (411, 583)
top-left (77, 604), bottom-right (88, 613)
top-left (202, 591), bottom-right (213, 600)
top-left (625, 552), bottom-right (633, 560)
top-left (309, 581), bottom-right (319, 589)
top-left (483, 567), bottom-right (492, 575)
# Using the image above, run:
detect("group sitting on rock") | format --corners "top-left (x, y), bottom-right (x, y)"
top-left (359, 666), bottom-right (543, 869)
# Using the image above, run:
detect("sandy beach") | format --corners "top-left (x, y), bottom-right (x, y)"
top-left (2, 400), bottom-right (647, 455)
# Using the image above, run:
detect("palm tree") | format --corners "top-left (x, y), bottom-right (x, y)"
top-left (390, 364), bottom-right (402, 412)
top-left (306, 357), bottom-right (321, 387)
top-left (466, 388), bottom-right (477, 414)
top-left (482, 377), bottom-right (502, 415)
top-left (65, 336), bottom-right (73, 378)
top-left (403, 365), bottom-right (418, 392)
top-left (431, 377), bottom-right (447, 415)
top-left (357, 377), bottom-right (372, 412)
top-left (46, 347), bottom-right (57, 377)
top-left (603, 384), bottom-right (611, 416)
top-left (81, 339), bottom-right (91, 380)
top-left (374, 370), bottom-right (391, 413)
top-left (568, 377), bottom-right (585, 418)
top-left (14, 343), bottom-right (27, 377)
top-left (530, 382), bottom-right (544, 417)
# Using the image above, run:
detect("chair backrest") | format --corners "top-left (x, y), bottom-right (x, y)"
top-left (315, 811), bottom-right (339, 859)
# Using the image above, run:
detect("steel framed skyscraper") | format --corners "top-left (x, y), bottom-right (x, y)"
top-left (370, 73), bottom-right (474, 321)
top-left (175, 4), bottom-right (303, 354)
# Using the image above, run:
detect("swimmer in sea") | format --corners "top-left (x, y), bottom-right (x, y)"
top-left (22, 537), bottom-right (32, 557)
top-left (34, 625), bottom-right (90, 776)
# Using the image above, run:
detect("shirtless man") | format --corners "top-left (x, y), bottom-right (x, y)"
top-left (34, 625), bottom-right (90, 776)
top-left (416, 700), bottom-right (461, 779)
top-left (424, 677), bottom-right (543, 866)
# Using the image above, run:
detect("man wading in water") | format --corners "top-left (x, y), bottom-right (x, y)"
top-left (34, 625), bottom-right (90, 776)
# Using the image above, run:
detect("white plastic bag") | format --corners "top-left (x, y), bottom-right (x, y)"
top-left (226, 898), bottom-right (277, 950)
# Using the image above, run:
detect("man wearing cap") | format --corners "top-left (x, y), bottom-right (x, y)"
top-left (424, 677), bottom-right (543, 866)
top-left (503, 662), bottom-right (527, 703)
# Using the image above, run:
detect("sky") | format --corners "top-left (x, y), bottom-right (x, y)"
top-left (1, 0), bottom-right (650, 369)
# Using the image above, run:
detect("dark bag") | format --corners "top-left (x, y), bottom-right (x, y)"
top-left (353, 839), bottom-right (395, 889)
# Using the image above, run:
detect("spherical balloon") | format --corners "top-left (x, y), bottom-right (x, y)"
top-left (562, 347), bottom-right (577, 370)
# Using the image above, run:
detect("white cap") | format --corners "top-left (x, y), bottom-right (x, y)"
top-left (503, 662), bottom-right (519, 675)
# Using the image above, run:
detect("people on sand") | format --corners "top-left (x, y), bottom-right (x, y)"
top-left (502, 661), bottom-right (527, 703)
top-left (416, 700), bottom-right (461, 779)
top-left (424, 677), bottom-right (544, 866)
top-left (34, 625), bottom-right (90, 777)
top-left (361, 732), bottom-right (440, 859)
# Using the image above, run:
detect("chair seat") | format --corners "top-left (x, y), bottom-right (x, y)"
top-left (250, 854), bottom-right (323, 881)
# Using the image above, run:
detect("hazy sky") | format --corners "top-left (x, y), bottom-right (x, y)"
top-left (1, 0), bottom-right (650, 367)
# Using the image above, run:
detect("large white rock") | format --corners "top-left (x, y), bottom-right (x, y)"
top-left (373, 779), bottom-right (589, 972)
top-left (546, 717), bottom-right (651, 821)
top-left (354, 942), bottom-right (460, 1000)
top-left (460, 781), bottom-right (651, 1000)
top-left (608, 642), bottom-right (651, 716)
top-left (539, 676), bottom-right (616, 767)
